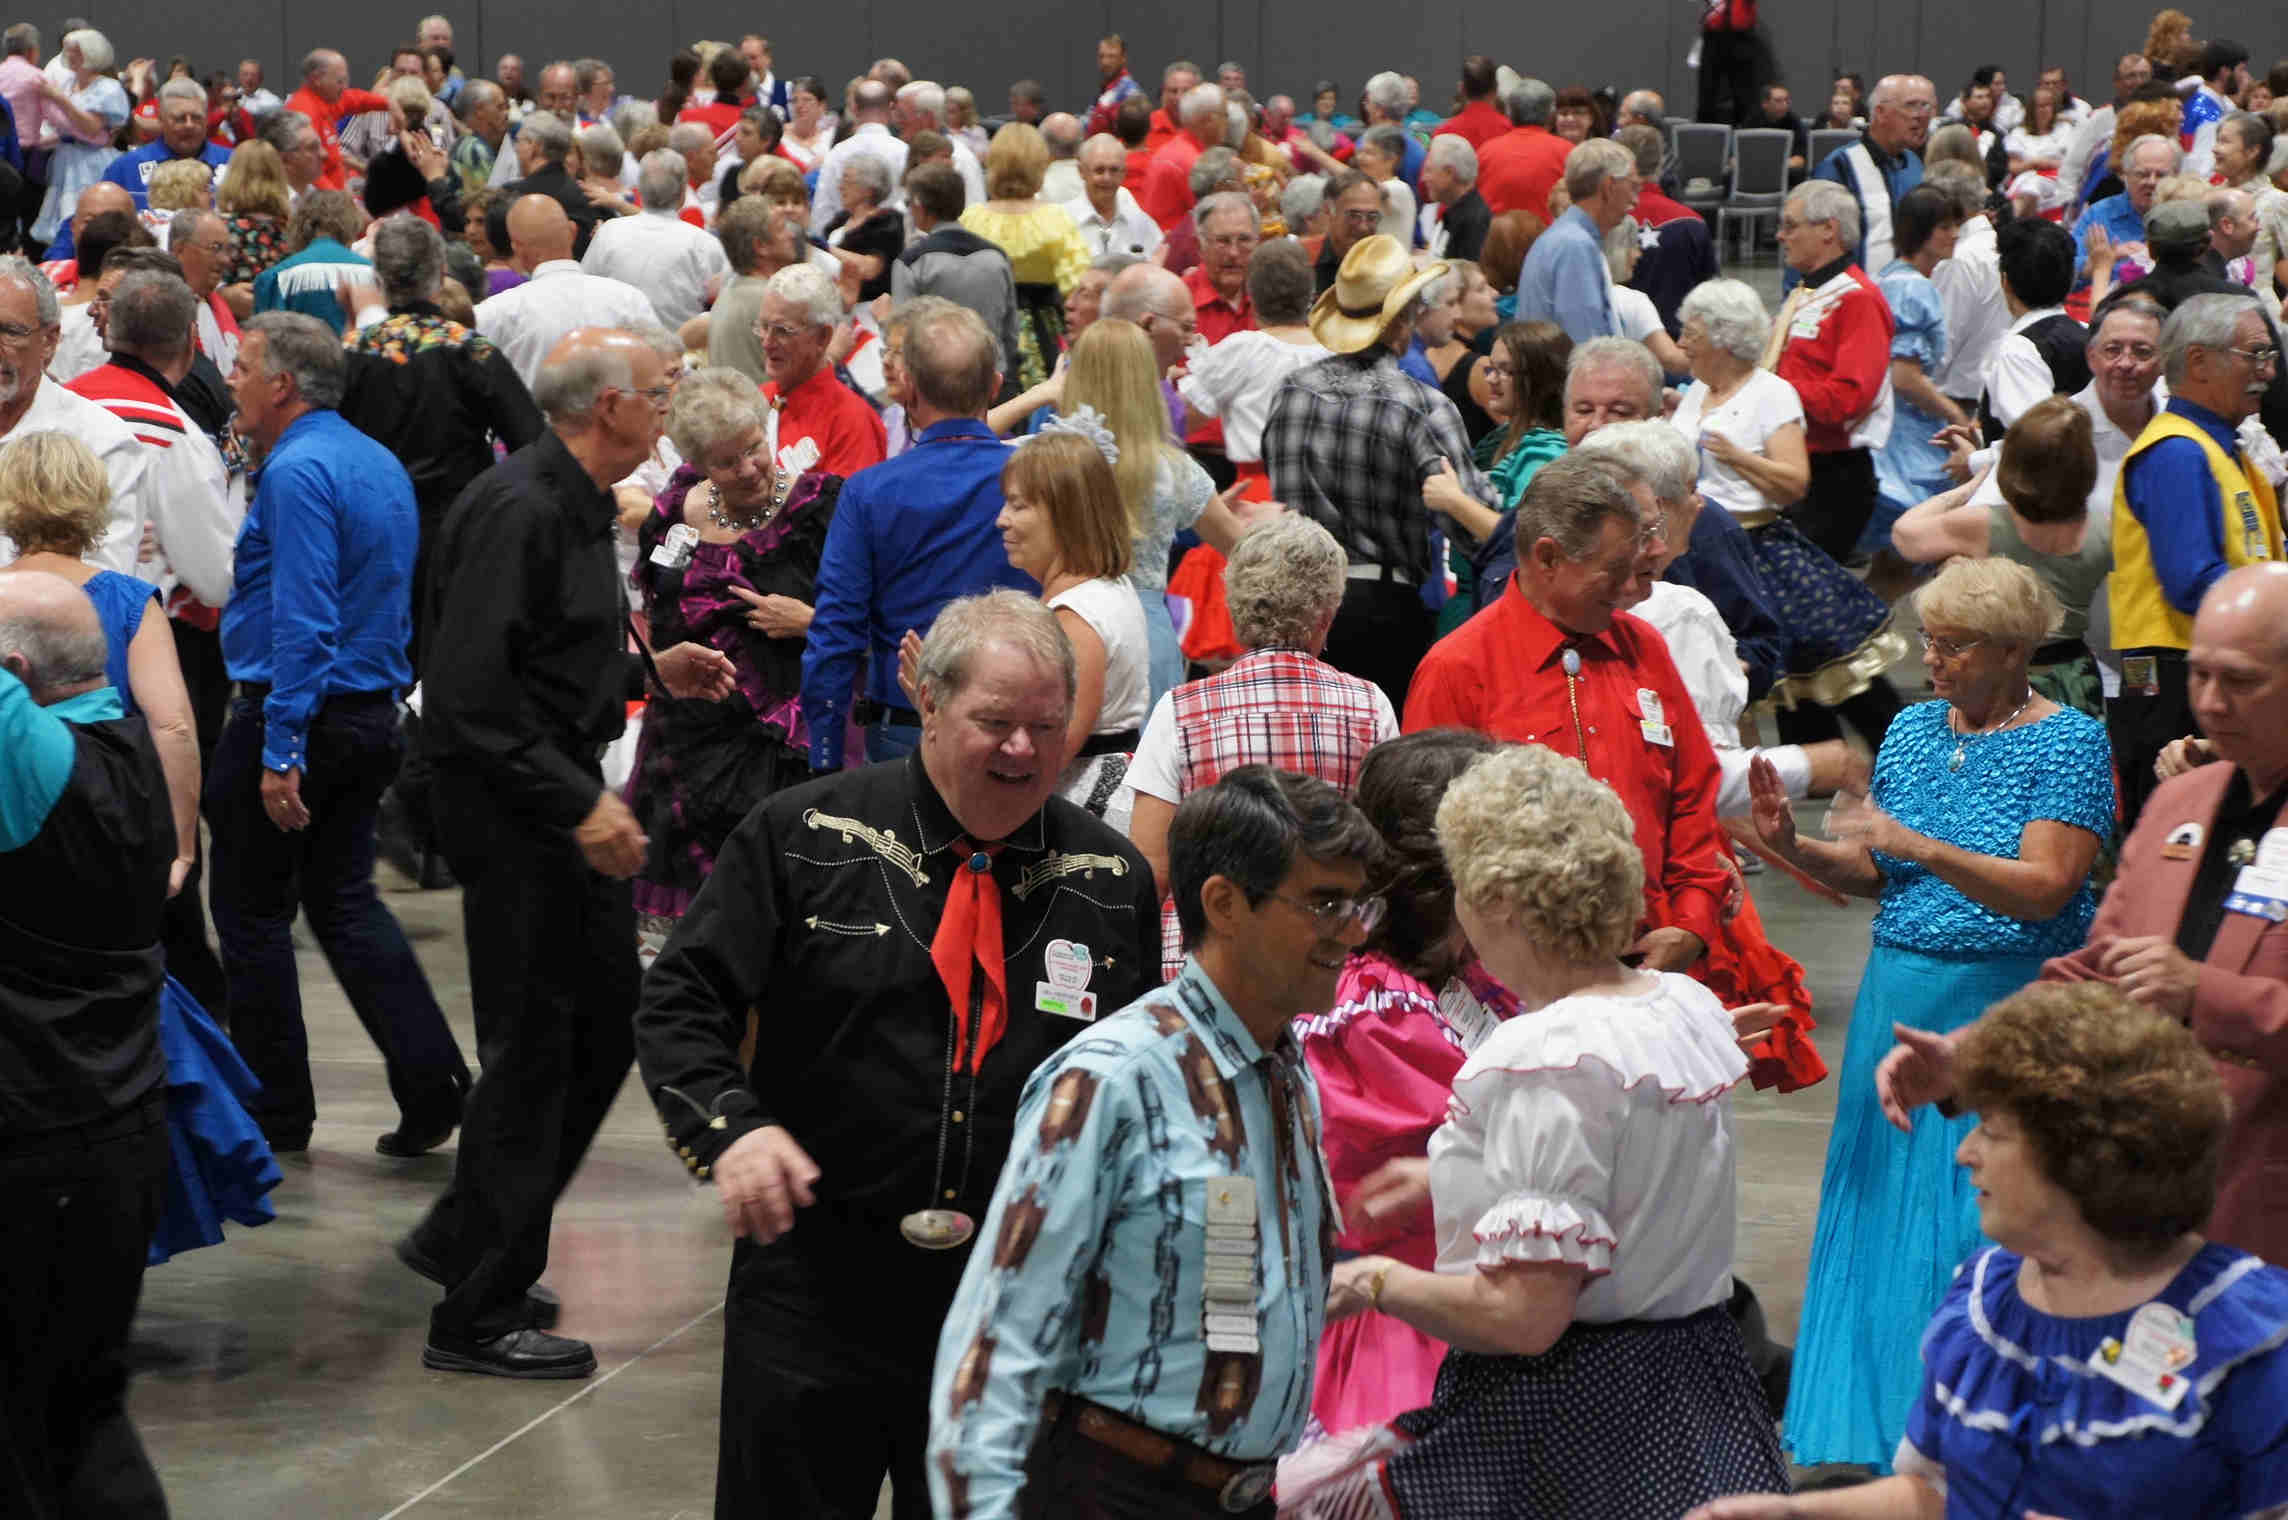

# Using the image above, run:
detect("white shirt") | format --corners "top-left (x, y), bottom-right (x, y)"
top-left (1931, 215), bottom-right (2010, 397)
top-left (1376, 177), bottom-right (1417, 247)
top-left (1632, 580), bottom-right (1756, 813)
top-left (1432, 972), bottom-right (1746, 1324)
top-left (474, 259), bottom-right (663, 388)
top-left (1968, 379), bottom-right (2154, 518)
top-left (47, 302), bottom-right (103, 384)
top-left (74, 371), bottom-right (241, 607)
top-left (1669, 368), bottom-right (1805, 519)
top-left (811, 122), bottom-right (909, 235)
top-left (579, 209), bottom-right (731, 328)
top-left (2058, 105), bottom-right (2115, 202)
top-left (1041, 159), bottom-right (1083, 205)
top-left (0, 380), bottom-right (153, 576)
top-left (1176, 330), bottom-right (1329, 461)
top-left (2003, 120), bottom-right (2075, 168)
top-left (1611, 284), bottom-right (1665, 346)
top-left (948, 136), bottom-right (988, 209)
top-left (1046, 575), bottom-right (1151, 826)
top-left (1062, 188), bottom-right (1162, 259)
top-left (1981, 305), bottom-right (2069, 434)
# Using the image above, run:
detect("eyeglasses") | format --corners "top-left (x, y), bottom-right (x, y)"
top-left (1919, 632), bottom-right (1987, 659)
top-left (0, 320), bottom-right (46, 345)
top-left (2092, 341), bottom-right (2158, 363)
top-left (2224, 344), bottom-right (2281, 370)
top-left (757, 321), bottom-right (816, 342)
top-left (187, 239), bottom-right (234, 255)
top-left (1264, 889), bottom-right (1386, 935)
top-left (622, 384), bottom-right (674, 409)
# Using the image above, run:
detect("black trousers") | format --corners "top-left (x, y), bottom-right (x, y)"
top-left (0, 1099), bottom-right (170, 1520)
top-left (1697, 29), bottom-right (1760, 125)
top-left (1322, 577), bottom-right (1433, 712)
top-left (411, 772), bottom-right (638, 1340)
top-left (1789, 448), bottom-right (1878, 564)
top-left (162, 619), bottom-right (230, 1013)
top-left (1776, 677), bottom-right (1905, 750)
top-left (2106, 648), bottom-right (2191, 830)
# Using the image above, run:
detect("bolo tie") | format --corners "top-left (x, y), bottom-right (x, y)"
top-left (1561, 646), bottom-right (1588, 762)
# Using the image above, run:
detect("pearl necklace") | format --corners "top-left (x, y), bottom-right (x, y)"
top-left (1948, 691), bottom-right (2034, 771)
top-left (705, 481), bottom-right (777, 534)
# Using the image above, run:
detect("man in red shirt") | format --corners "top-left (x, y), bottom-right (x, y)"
top-left (1476, 77), bottom-right (1574, 221)
top-left (1772, 178), bottom-right (1895, 562)
top-left (758, 263), bottom-right (885, 478)
top-left (1180, 192), bottom-right (1261, 462)
top-left (1405, 451), bottom-right (1727, 975)
top-left (1434, 56), bottom-right (1510, 149)
top-left (1139, 82), bottom-right (1227, 230)
top-left (283, 48), bottom-right (395, 190)
top-left (1143, 61), bottom-right (1200, 152)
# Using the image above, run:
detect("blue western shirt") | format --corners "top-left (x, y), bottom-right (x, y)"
top-left (797, 418), bottom-right (1031, 768)
top-left (219, 409), bottom-right (416, 774)
top-left (102, 140), bottom-right (234, 213)
top-left (2071, 193), bottom-right (2150, 286)
top-left (928, 958), bottom-right (1335, 1519)
top-left (1795, 135), bottom-right (1922, 288)
top-left (1514, 205), bottom-right (1617, 345)
top-left (2120, 396), bottom-right (2249, 617)
top-left (0, 673), bottom-right (121, 850)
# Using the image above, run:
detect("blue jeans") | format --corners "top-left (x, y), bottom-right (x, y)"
top-left (204, 693), bottom-right (469, 1142)
top-left (866, 718), bottom-right (921, 763)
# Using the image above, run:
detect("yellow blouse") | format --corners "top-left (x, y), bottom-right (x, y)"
top-left (959, 202), bottom-right (1093, 293)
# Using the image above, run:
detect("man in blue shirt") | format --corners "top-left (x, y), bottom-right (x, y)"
top-left (1804, 73), bottom-right (1931, 277)
top-left (101, 77), bottom-right (232, 215)
top-left (800, 301), bottom-right (1032, 767)
top-left (207, 311), bottom-right (468, 1158)
top-left (929, 766), bottom-right (1380, 1518)
top-left (1515, 138), bottom-right (1641, 345)
top-left (2071, 133), bottom-right (2180, 293)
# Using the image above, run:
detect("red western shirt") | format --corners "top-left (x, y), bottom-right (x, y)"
top-left (1434, 100), bottom-right (1510, 151)
top-left (1476, 125), bottom-right (1573, 221)
top-left (1773, 261), bottom-right (1894, 453)
top-left (1139, 134), bottom-right (1204, 229)
top-left (763, 365), bottom-right (887, 478)
top-left (1180, 265), bottom-right (1254, 450)
top-left (284, 83), bottom-right (393, 190)
top-left (1403, 585), bottom-right (1729, 952)
top-left (1145, 107), bottom-right (1180, 152)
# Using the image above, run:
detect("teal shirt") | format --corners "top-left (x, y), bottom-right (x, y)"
top-left (0, 672), bottom-right (125, 851)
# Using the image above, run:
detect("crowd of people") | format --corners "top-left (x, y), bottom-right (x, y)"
top-left (10, 8), bottom-right (2288, 1519)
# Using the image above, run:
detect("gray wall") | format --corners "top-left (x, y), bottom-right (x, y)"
top-left (55, 1), bottom-right (2288, 124)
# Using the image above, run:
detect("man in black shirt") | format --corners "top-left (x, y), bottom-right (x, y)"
top-left (0, 573), bottom-right (174, 1519)
top-left (401, 327), bottom-right (736, 1380)
top-left (635, 589), bottom-right (1160, 1519)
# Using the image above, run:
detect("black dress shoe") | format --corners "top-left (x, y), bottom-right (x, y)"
top-left (421, 1328), bottom-right (595, 1380)
top-left (375, 1117), bottom-right (457, 1157)
top-left (395, 1235), bottom-right (562, 1329)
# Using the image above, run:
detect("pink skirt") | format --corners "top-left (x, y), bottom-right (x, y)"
top-left (1310, 1307), bottom-right (1449, 1435)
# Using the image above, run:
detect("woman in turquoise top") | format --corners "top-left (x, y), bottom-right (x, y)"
top-left (1425, 321), bottom-right (1568, 636)
top-left (1748, 556), bottom-right (2115, 1474)
top-left (1869, 186), bottom-right (1971, 555)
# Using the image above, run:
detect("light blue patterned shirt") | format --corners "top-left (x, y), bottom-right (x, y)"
top-left (927, 958), bottom-right (1336, 1520)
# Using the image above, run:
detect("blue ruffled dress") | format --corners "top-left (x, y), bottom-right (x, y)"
top-left (1784, 701), bottom-right (2117, 1470)
top-left (1868, 260), bottom-right (1953, 553)
top-left (1907, 1245), bottom-right (2288, 1514)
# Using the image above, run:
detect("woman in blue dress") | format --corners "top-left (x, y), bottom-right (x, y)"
top-left (30, 28), bottom-right (129, 247)
top-left (0, 433), bottom-right (277, 1261)
top-left (1869, 187), bottom-right (1971, 555)
top-left (1747, 555), bottom-right (2115, 1473)
top-left (1690, 982), bottom-right (2288, 1519)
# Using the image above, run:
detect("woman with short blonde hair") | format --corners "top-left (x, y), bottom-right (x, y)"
top-left (962, 121), bottom-right (1092, 395)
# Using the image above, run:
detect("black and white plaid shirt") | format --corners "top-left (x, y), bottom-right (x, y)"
top-left (1261, 349), bottom-right (1497, 585)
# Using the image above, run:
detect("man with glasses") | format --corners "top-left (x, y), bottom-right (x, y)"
top-left (404, 327), bottom-right (736, 1380)
top-left (1808, 72), bottom-right (1933, 274)
top-left (2110, 292), bottom-right (2285, 824)
top-left (1181, 192), bottom-right (1261, 480)
top-left (0, 257), bottom-right (149, 573)
top-left (1311, 169), bottom-right (1384, 293)
top-left (1515, 138), bottom-right (1639, 344)
top-left (756, 260), bottom-right (885, 478)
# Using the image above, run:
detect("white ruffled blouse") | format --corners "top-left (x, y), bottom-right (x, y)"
top-left (1427, 971), bottom-right (1748, 1324)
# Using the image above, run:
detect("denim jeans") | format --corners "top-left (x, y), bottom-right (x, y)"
top-left (204, 692), bottom-right (469, 1142)
top-left (866, 718), bottom-right (922, 763)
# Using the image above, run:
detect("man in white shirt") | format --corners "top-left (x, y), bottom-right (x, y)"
top-left (475, 196), bottom-right (661, 388)
top-left (1062, 132), bottom-right (1162, 260)
top-left (810, 79), bottom-right (907, 235)
top-left (664, 122), bottom-right (721, 225)
top-left (579, 150), bottom-right (731, 328)
top-left (1979, 217), bottom-right (2087, 442)
top-left (1924, 164), bottom-right (2009, 409)
top-left (1039, 113), bottom-right (1084, 203)
top-left (2059, 53), bottom-right (2154, 204)
top-left (894, 81), bottom-right (985, 207)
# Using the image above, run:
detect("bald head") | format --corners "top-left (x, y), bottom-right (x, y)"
top-left (2197, 564), bottom-right (2288, 659)
top-left (1868, 73), bottom-right (1937, 153)
top-left (1102, 262), bottom-right (1192, 367)
top-left (506, 194), bottom-right (575, 270)
top-left (2190, 563), bottom-right (2288, 784)
top-left (1040, 111), bottom-right (1081, 157)
top-left (0, 571), bottom-right (109, 702)
top-left (72, 181), bottom-right (134, 241)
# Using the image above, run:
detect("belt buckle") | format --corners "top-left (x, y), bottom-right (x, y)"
top-left (1217, 1464), bottom-right (1275, 1513)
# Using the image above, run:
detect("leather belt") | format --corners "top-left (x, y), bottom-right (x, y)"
top-left (1344, 561), bottom-right (1421, 586)
top-left (2029, 639), bottom-right (2086, 668)
top-left (1075, 728), bottom-right (1139, 757)
top-left (1049, 1393), bottom-right (1276, 1513)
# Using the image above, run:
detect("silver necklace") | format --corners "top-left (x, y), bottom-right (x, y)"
top-left (1948, 691), bottom-right (2034, 771)
top-left (704, 481), bottom-right (776, 533)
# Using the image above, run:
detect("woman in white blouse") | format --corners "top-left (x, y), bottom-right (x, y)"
top-left (777, 76), bottom-right (835, 171)
top-left (1177, 239), bottom-right (1328, 487)
top-left (1279, 745), bottom-right (1789, 1517)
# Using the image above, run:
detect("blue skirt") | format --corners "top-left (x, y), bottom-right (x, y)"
top-left (1781, 944), bottom-right (2044, 1471)
top-left (151, 976), bottom-right (282, 1265)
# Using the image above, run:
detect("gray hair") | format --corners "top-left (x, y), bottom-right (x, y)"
top-left (156, 77), bottom-right (207, 109)
top-left (637, 149), bottom-right (687, 211)
top-left (1178, 82), bottom-right (1226, 123)
top-left (0, 255), bottom-right (60, 327)
top-left (243, 311), bottom-right (346, 409)
top-left (1425, 134), bottom-right (1478, 184)
top-left (1921, 160), bottom-right (1988, 220)
top-left (1788, 178), bottom-right (1861, 253)
top-left (633, 324), bottom-right (685, 364)
top-left (260, 110), bottom-right (317, 158)
top-left (2123, 133), bottom-right (2184, 174)
top-left (897, 80), bottom-right (947, 126)
top-left (1226, 513), bottom-right (1346, 648)
top-left (1677, 278), bottom-right (1770, 363)
top-left (372, 214), bottom-right (445, 307)
top-left (0, 603), bottom-right (109, 692)
top-left (1565, 138), bottom-right (1636, 202)
top-left (532, 341), bottom-right (634, 424)
top-left (904, 301), bottom-right (999, 414)
top-left (610, 99), bottom-right (658, 142)
top-left (1364, 71), bottom-right (1408, 116)
top-left (1192, 188), bottom-right (1258, 235)
top-left (766, 261), bottom-right (842, 328)
top-left (839, 150), bottom-right (894, 204)
top-left (1187, 146), bottom-right (1239, 198)
top-left (2161, 292), bottom-right (2263, 386)
top-left (1224, 102), bottom-right (1251, 150)
top-left (1576, 418), bottom-right (1697, 502)
top-left (63, 28), bottom-right (111, 72)
top-left (576, 123), bottom-right (625, 180)
top-left (1505, 77), bottom-right (1555, 127)
top-left (915, 588), bottom-right (1076, 710)
top-left (1603, 217), bottom-right (1642, 281)
top-left (460, 79), bottom-right (504, 114)
top-left (1566, 337), bottom-right (1662, 414)
top-left (169, 206), bottom-right (223, 251)
top-left (1280, 174), bottom-right (1326, 228)
top-left (665, 365), bottom-right (768, 462)
top-left (1513, 451), bottom-right (1644, 562)
top-left (106, 269), bottom-right (196, 358)
top-left (1359, 123), bottom-right (1409, 166)
top-left (2, 24), bottom-right (37, 57)
top-left (520, 111), bottom-right (573, 165)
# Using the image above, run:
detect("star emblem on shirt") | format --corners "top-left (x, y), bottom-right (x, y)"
top-left (1637, 222), bottom-right (1664, 251)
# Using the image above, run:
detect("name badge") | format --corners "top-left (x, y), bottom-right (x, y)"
top-left (2226, 865), bottom-right (2288, 923)
top-left (2161, 821), bottom-right (2204, 862)
top-left (1641, 720), bottom-right (1673, 748)
top-left (2255, 828), bottom-right (2288, 875)
top-left (1636, 688), bottom-right (1665, 723)
top-left (2122, 655), bottom-right (2160, 697)
top-left (2090, 1301), bottom-right (2198, 1411)
top-left (1034, 983), bottom-right (1098, 1020)
top-left (1203, 1176), bottom-right (1260, 1355)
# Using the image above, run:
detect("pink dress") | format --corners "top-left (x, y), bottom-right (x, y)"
top-left (1295, 950), bottom-right (1519, 1434)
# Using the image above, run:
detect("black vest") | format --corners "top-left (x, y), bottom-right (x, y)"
top-left (1981, 314), bottom-right (2094, 443)
top-left (0, 711), bottom-right (171, 1136)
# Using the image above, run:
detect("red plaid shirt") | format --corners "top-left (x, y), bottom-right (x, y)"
top-left (1141, 648), bottom-right (1397, 976)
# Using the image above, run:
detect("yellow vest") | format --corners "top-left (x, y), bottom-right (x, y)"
top-left (2110, 410), bottom-right (2282, 651)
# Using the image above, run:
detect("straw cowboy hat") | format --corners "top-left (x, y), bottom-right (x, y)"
top-left (1308, 235), bottom-right (1450, 355)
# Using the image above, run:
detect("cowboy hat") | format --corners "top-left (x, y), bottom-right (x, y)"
top-left (1308, 235), bottom-right (1449, 355)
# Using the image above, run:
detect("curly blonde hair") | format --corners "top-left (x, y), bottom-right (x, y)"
top-left (0, 432), bottom-right (111, 557)
top-left (146, 158), bottom-right (214, 212)
top-left (1436, 746), bottom-right (1644, 964)
top-left (1913, 555), bottom-right (2061, 645)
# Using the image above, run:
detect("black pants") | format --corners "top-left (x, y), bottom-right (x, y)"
top-left (2107, 648), bottom-right (2191, 830)
top-left (1697, 29), bottom-right (1759, 125)
top-left (0, 1100), bottom-right (170, 1520)
top-left (1790, 448), bottom-right (1878, 564)
top-left (1322, 577), bottom-right (1433, 712)
top-left (1018, 1407), bottom-right (1275, 1519)
top-left (161, 619), bottom-right (231, 1013)
top-left (411, 772), bottom-right (637, 1340)
top-left (204, 692), bottom-right (468, 1144)
top-left (1776, 677), bottom-right (1905, 749)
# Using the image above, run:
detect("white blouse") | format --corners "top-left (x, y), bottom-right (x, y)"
top-left (1430, 972), bottom-right (1747, 1324)
top-left (1630, 581), bottom-right (1755, 813)
top-left (1669, 368), bottom-right (1806, 520)
top-left (1046, 576), bottom-right (1152, 825)
top-left (1178, 331), bottom-right (1331, 462)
